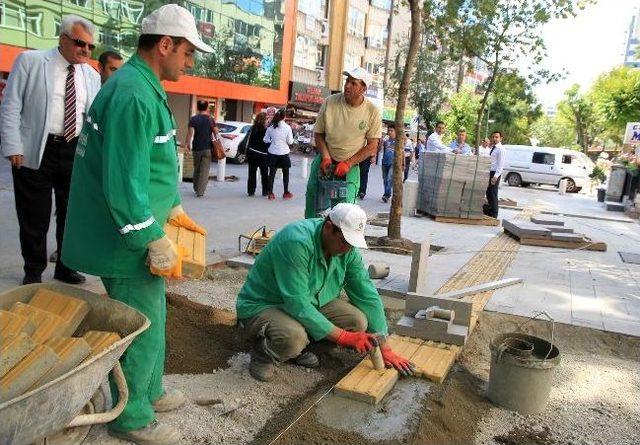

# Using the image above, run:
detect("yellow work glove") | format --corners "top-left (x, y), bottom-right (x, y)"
top-left (168, 205), bottom-right (207, 235)
top-left (148, 235), bottom-right (185, 279)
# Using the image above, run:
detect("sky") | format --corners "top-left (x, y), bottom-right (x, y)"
top-left (531, 0), bottom-right (638, 109)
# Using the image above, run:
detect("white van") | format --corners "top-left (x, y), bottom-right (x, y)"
top-left (502, 145), bottom-right (593, 193)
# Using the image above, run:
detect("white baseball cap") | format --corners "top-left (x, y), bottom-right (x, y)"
top-left (343, 67), bottom-right (372, 88)
top-left (141, 4), bottom-right (214, 53)
top-left (328, 203), bottom-right (368, 249)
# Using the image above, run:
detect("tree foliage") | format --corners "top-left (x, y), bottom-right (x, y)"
top-left (530, 114), bottom-right (577, 149)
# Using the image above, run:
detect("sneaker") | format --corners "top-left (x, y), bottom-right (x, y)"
top-left (249, 351), bottom-right (275, 382)
top-left (382, 196), bottom-right (389, 203)
top-left (109, 420), bottom-right (180, 445)
top-left (152, 388), bottom-right (186, 413)
top-left (248, 192), bottom-right (255, 197)
top-left (22, 274), bottom-right (42, 285)
top-left (283, 192), bottom-right (293, 200)
top-left (293, 351), bottom-right (319, 368)
top-left (357, 192), bottom-right (365, 200)
top-left (267, 193), bottom-right (276, 201)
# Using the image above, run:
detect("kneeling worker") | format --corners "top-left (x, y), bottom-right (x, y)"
top-left (236, 203), bottom-right (414, 381)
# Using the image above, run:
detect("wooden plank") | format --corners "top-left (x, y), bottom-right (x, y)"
top-left (432, 278), bottom-right (523, 301)
top-left (434, 215), bottom-right (499, 226)
top-left (519, 236), bottom-right (607, 252)
top-left (10, 303), bottom-right (67, 344)
top-left (29, 288), bottom-right (90, 336)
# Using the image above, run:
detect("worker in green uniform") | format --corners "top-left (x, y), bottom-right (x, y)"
top-left (62, 5), bottom-right (212, 445)
top-left (304, 67), bottom-right (382, 218)
top-left (237, 203), bottom-right (415, 382)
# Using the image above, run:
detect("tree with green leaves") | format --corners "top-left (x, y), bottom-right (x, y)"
top-left (530, 114), bottom-right (578, 149)
top-left (556, 84), bottom-right (599, 152)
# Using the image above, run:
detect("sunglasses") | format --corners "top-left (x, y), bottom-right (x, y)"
top-left (64, 34), bottom-right (96, 51)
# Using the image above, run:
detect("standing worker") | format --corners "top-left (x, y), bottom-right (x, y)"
top-left (304, 67), bottom-right (382, 218)
top-left (237, 203), bottom-right (414, 382)
top-left (483, 130), bottom-right (506, 218)
top-left (0, 14), bottom-right (100, 285)
top-left (62, 5), bottom-right (212, 444)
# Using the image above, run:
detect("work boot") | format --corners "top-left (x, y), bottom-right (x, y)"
top-left (153, 388), bottom-right (186, 412)
top-left (109, 420), bottom-right (180, 445)
top-left (293, 351), bottom-right (319, 368)
top-left (249, 350), bottom-right (275, 382)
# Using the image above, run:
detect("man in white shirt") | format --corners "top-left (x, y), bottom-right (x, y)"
top-left (0, 14), bottom-right (100, 285)
top-left (478, 137), bottom-right (491, 156)
top-left (425, 121), bottom-right (452, 153)
top-left (483, 131), bottom-right (506, 218)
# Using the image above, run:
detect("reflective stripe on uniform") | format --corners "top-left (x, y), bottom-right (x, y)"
top-left (154, 129), bottom-right (176, 144)
top-left (119, 216), bottom-right (155, 234)
top-left (86, 115), bottom-right (100, 132)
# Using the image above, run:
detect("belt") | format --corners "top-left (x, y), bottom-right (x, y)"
top-left (47, 134), bottom-right (78, 144)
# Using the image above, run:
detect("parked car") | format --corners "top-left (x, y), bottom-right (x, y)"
top-left (216, 120), bottom-right (252, 164)
top-left (502, 145), bottom-right (594, 193)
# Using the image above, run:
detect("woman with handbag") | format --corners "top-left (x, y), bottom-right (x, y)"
top-left (186, 100), bottom-right (220, 197)
top-left (263, 109), bottom-right (294, 200)
top-left (246, 112), bottom-right (270, 196)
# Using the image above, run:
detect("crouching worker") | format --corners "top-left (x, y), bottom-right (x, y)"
top-left (236, 203), bottom-right (414, 381)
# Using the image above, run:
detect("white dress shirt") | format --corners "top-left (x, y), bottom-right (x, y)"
top-left (48, 49), bottom-right (87, 136)
top-left (264, 121), bottom-right (294, 155)
top-left (426, 132), bottom-right (452, 153)
top-left (478, 146), bottom-right (491, 157)
top-left (490, 143), bottom-right (506, 177)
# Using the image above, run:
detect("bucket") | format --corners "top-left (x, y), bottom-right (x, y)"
top-left (597, 187), bottom-right (606, 203)
top-left (486, 314), bottom-right (560, 414)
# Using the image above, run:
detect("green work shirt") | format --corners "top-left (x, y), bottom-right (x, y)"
top-left (62, 55), bottom-right (180, 278)
top-left (236, 218), bottom-right (389, 340)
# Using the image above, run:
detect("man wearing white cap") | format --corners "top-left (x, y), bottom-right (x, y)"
top-left (304, 67), bottom-right (383, 217)
top-left (62, 5), bottom-right (212, 444)
top-left (236, 203), bottom-right (414, 382)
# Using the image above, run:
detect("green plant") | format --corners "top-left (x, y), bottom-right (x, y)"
top-left (589, 165), bottom-right (606, 184)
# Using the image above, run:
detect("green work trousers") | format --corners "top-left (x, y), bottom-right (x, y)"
top-left (101, 273), bottom-right (166, 433)
top-left (304, 155), bottom-right (360, 218)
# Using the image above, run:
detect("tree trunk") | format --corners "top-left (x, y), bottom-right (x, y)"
top-left (473, 58), bottom-right (500, 149)
top-left (388, 0), bottom-right (422, 239)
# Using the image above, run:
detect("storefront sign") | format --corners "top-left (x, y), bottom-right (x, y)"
top-left (624, 122), bottom-right (640, 145)
top-left (289, 82), bottom-right (330, 112)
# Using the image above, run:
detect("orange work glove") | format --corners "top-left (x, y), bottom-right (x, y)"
top-left (334, 161), bottom-right (351, 177)
top-left (168, 205), bottom-right (207, 235)
top-left (320, 156), bottom-right (333, 175)
top-left (148, 236), bottom-right (186, 279)
top-left (335, 329), bottom-right (376, 353)
top-left (381, 347), bottom-right (416, 376)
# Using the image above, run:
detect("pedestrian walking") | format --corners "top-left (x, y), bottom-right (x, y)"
top-left (264, 109), bottom-right (294, 200)
top-left (403, 133), bottom-right (414, 182)
top-left (246, 112), bottom-right (270, 196)
top-left (62, 5), bottom-right (211, 444)
top-left (0, 14), bottom-right (100, 285)
top-left (186, 100), bottom-right (218, 197)
top-left (380, 125), bottom-right (396, 202)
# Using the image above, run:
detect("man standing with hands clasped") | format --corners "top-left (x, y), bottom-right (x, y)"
top-left (304, 67), bottom-right (382, 218)
top-left (62, 5), bottom-right (211, 445)
top-left (483, 130), bottom-right (506, 218)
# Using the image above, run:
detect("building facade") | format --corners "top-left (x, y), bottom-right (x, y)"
top-left (0, 0), bottom-right (296, 144)
top-left (623, 7), bottom-right (640, 68)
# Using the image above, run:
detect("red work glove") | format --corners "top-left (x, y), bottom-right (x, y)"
top-left (336, 330), bottom-right (375, 353)
top-left (334, 161), bottom-right (351, 177)
top-left (381, 347), bottom-right (416, 376)
top-left (320, 156), bottom-right (333, 174)
top-left (168, 205), bottom-right (207, 235)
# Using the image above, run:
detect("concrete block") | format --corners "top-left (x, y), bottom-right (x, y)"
top-left (405, 293), bottom-right (472, 327)
top-left (29, 288), bottom-right (90, 336)
top-left (226, 254), bottom-right (255, 269)
top-left (531, 216), bottom-right (565, 226)
top-left (83, 331), bottom-right (121, 358)
top-left (0, 344), bottom-right (59, 402)
top-left (503, 220), bottom-right (552, 237)
top-left (408, 240), bottom-right (430, 294)
top-left (0, 309), bottom-right (36, 337)
top-left (544, 226), bottom-right (574, 233)
top-left (368, 262), bottom-right (390, 279)
top-left (10, 303), bottom-right (67, 344)
top-left (32, 337), bottom-right (91, 388)
top-left (394, 316), bottom-right (468, 345)
top-left (605, 202), bottom-right (625, 212)
top-left (0, 333), bottom-right (36, 378)
top-left (550, 233), bottom-right (586, 242)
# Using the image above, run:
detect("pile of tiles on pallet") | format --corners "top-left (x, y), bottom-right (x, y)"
top-left (418, 152), bottom-right (490, 218)
top-left (0, 289), bottom-right (120, 403)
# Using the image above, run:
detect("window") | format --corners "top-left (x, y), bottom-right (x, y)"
top-left (532, 152), bottom-right (555, 165)
top-left (298, 0), bottom-right (323, 18)
top-left (561, 155), bottom-right (573, 164)
top-left (366, 24), bottom-right (385, 48)
top-left (69, 0), bottom-right (91, 9)
top-left (0, 3), bottom-right (42, 36)
top-left (189, 5), bottom-right (214, 24)
top-left (343, 53), bottom-right (361, 71)
top-left (370, 0), bottom-right (392, 10)
top-left (348, 7), bottom-right (365, 37)
top-left (294, 35), bottom-right (318, 70)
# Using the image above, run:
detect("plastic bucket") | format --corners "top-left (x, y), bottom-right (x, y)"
top-left (487, 332), bottom-right (560, 414)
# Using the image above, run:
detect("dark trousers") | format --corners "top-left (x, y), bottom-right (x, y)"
top-left (247, 153), bottom-right (268, 196)
top-left (358, 158), bottom-right (371, 196)
top-left (403, 155), bottom-right (411, 182)
top-left (192, 149), bottom-right (211, 197)
top-left (268, 168), bottom-right (289, 194)
top-left (484, 171), bottom-right (500, 218)
top-left (381, 164), bottom-right (393, 198)
top-left (12, 136), bottom-right (77, 277)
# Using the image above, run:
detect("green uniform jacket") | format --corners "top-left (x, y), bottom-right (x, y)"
top-left (62, 55), bottom-right (180, 278)
top-left (236, 218), bottom-right (388, 340)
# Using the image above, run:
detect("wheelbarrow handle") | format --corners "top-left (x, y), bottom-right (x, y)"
top-left (66, 362), bottom-right (128, 428)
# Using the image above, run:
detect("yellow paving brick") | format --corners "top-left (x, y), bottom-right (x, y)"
top-left (0, 309), bottom-right (36, 337)
top-left (31, 337), bottom-right (91, 388)
top-left (164, 224), bottom-right (206, 279)
top-left (0, 344), bottom-right (58, 402)
top-left (10, 303), bottom-right (67, 343)
top-left (29, 289), bottom-right (90, 336)
top-left (83, 331), bottom-right (121, 358)
top-left (0, 333), bottom-right (36, 378)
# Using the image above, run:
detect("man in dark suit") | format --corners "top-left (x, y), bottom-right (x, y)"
top-left (0, 14), bottom-right (101, 285)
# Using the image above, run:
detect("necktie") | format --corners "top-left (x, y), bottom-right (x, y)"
top-left (63, 65), bottom-right (76, 142)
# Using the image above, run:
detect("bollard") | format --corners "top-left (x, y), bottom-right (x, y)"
top-left (217, 157), bottom-right (226, 182)
top-left (558, 178), bottom-right (567, 195)
top-left (301, 157), bottom-right (309, 179)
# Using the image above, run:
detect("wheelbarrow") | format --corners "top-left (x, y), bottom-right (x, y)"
top-left (0, 283), bottom-right (150, 445)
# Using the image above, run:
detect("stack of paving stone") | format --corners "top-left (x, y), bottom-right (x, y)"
top-left (0, 288), bottom-right (121, 403)
top-left (418, 152), bottom-right (490, 218)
